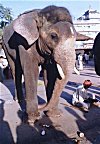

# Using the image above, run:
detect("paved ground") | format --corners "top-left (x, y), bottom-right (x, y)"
top-left (0, 60), bottom-right (100, 144)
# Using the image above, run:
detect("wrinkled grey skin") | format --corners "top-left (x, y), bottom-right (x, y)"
top-left (2, 5), bottom-right (76, 123)
top-left (93, 32), bottom-right (100, 76)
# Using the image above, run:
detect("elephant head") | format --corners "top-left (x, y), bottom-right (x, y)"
top-left (2, 5), bottom-right (76, 123)
top-left (93, 32), bottom-right (100, 76)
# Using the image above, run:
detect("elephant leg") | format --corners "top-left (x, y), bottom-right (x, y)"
top-left (42, 61), bottom-right (64, 116)
top-left (15, 64), bottom-right (24, 103)
top-left (7, 54), bottom-right (23, 103)
top-left (15, 64), bottom-right (27, 121)
top-left (24, 62), bottom-right (39, 123)
top-left (44, 77), bottom-right (67, 117)
top-left (3, 45), bottom-right (18, 100)
top-left (7, 56), bottom-right (17, 101)
top-left (45, 79), bottom-right (66, 117)
top-left (19, 47), bottom-right (39, 123)
top-left (9, 60), bottom-right (23, 103)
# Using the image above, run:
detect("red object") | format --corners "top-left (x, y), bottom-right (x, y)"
top-left (83, 80), bottom-right (92, 87)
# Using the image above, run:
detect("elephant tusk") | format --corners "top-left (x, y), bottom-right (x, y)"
top-left (70, 26), bottom-right (74, 35)
top-left (57, 64), bottom-right (65, 79)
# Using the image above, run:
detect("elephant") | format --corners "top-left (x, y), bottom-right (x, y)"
top-left (93, 32), bottom-right (100, 76)
top-left (2, 5), bottom-right (76, 123)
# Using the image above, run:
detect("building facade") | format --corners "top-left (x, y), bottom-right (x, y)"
top-left (74, 8), bottom-right (100, 51)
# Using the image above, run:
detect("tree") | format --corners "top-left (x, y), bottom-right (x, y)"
top-left (3, 7), bottom-right (13, 22)
top-left (0, 4), bottom-right (13, 28)
top-left (0, 4), bottom-right (5, 19)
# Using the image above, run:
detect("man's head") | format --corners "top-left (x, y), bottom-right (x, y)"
top-left (83, 80), bottom-right (92, 89)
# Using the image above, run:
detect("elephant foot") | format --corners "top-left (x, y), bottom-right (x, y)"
top-left (28, 112), bottom-right (40, 125)
top-left (44, 108), bottom-right (63, 118)
top-left (22, 111), bottom-right (40, 125)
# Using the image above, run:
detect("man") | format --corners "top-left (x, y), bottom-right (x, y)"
top-left (72, 80), bottom-right (98, 111)
top-left (84, 53), bottom-right (89, 64)
top-left (78, 53), bottom-right (83, 70)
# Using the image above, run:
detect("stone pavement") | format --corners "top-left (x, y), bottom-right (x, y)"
top-left (0, 60), bottom-right (100, 144)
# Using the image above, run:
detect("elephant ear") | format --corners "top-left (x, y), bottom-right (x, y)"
top-left (13, 12), bottom-right (39, 45)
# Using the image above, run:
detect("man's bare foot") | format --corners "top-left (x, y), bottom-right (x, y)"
top-left (93, 101), bottom-right (100, 107)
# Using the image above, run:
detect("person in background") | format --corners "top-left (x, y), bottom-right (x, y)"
top-left (74, 54), bottom-right (80, 75)
top-left (84, 53), bottom-right (89, 64)
top-left (78, 53), bottom-right (83, 70)
top-left (0, 55), bottom-right (8, 82)
top-left (72, 80), bottom-right (98, 111)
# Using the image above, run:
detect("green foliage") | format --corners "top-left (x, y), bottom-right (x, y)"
top-left (0, 3), bottom-right (13, 28)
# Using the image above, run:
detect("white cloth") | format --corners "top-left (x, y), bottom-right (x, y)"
top-left (0, 58), bottom-right (8, 69)
top-left (74, 66), bottom-right (80, 75)
top-left (78, 55), bottom-right (83, 61)
top-left (0, 58), bottom-right (8, 81)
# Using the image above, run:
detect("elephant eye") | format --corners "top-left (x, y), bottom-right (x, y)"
top-left (50, 32), bottom-right (58, 42)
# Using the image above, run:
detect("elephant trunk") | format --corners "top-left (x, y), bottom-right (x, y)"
top-left (54, 37), bottom-right (76, 79)
top-left (43, 37), bottom-right (76, 110)
top-left (56, 64), bottom-right (65, 79)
